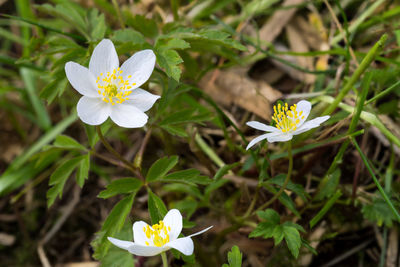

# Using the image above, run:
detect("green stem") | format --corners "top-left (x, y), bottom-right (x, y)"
top-left (350, 137), bottom-right (400, 221)
top-left (161, 252), bottom-right (168, 267)
top-left (253, 141), bottom-right (293, 214)
top-left (96, 126), bottom-right (137, 174)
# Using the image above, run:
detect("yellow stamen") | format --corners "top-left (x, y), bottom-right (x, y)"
top-left (271, 102), bottom-right (304, 133)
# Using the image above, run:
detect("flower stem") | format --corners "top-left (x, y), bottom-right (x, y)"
top-left (253, 141), bottom-right (293, 214)
top-left (96, 126), bottom-right (138, 175)
top-left (161, 252), bottom-right (168, 267)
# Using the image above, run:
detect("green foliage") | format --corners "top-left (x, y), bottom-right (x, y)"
top-left (98, 178), bottom-right (142, 199)
top-left (222, 245), bottom-right (242, 267)
top-left (146, 156), bottom-right (179, 182)
top-left (46, 156), bottom-right (85, 207)
top-left (53, 135), bottom-right (86, 151)
top-left (250, 209), bottom-right (306, 258)
top-left (147, 189), bottom-right (168, 225)
top-left (362, 197), bottom-right (397, 227)
top-left (92, 194), bottom-right (135, 260)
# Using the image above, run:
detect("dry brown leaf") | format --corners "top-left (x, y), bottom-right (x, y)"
top-left (58, 262), bottom-right (99, 267)
top-left (386, 226), bottom-right (398, 267)
top-left (199, 68), bottom-right (282, 121)
top-left (286, 23), bottom-right (315, 84)
top-left (259, 0), bottom-right (306, 48)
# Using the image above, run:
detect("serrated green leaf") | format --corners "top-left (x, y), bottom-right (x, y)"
top-left (47, 156), bottom-right (84, 207)
top-left (256, 209), bottom-right (280, 225)
top-left (92, 194), bottom-right (135, 259)
top-left (362, 197), bottom-right (396, 227)
top-left (124, 14), bottom-right (158, 38)
top-left (249, 222), bottom-right (275, 238)
top-left (76, 153), bottom-right (90, 188)
top-left (156, 49), bottom-right (183, 81)
top-left (160, 124), bottom-right (188, 137)
top-left (54, 135), bottom-right (86, 151)
top-left (213, 163), bottom-right (239, 180)
top-left (163, 169), bottom-right (211, 185)
top-left (272, 225), bottom-right (284, 245)
top-left (98, 178), bottom-right (142, 199)
top-left (146, 156), bottom-right (179, 182)
top-left (266, 174), bottom-right (308, 201)
top-left (88, 9), bottom-right (106, 40)
top-left (283, 226), bottom-right (301, 258)
top-left (112, 28), bottom-right (145, 44)
top-left (227, 245), bottom-right (242, 267)
top-left (148, 190), bottom-right (168, 225)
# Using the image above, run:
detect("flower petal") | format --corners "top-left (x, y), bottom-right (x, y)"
top-left (65, 62), bottom-right (99, 97)
top-left (295, 100), bottom-right (312, 127)
top-left (128, 243), bottom-right (166, 256)
top-left (77, 96), bottom-right (111, 125)
top-left (188, 226), bottom-right (213, 238)
top-left (107, 237), bottom-right (134, 250)
top-left (120, 50), bottom-right (156, 90)
top-left (89, 39), bottom-right (119, 78)
top-left (163, 209), bottom-right (182, 241)
top-left (124, 88), bottom-right (160, 112)
top-left (166, 237), bottom-right (194, 256)
top-left (133, 221), bottom-right (153, 245)
top-left (267, 133), bottom-right (293, 143)
top-left (246, 132), bottom-right (281, 150)
top-left (109, 102), bottom-right (148, 128)
top-left (293, 115), bottom-right (330, 135)
top-left (246, 121), bottom-right (279, 132)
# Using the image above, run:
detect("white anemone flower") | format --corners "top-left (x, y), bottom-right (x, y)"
top-left (246, 100), bottom-right (330, 149)
top-left (108, 209), bottom-right (212, 256)
top-left (65, 39), bottom-right (160, 128)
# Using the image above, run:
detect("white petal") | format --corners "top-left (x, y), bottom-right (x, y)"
top-left (65, 62), bottom-right (99, 97)
top-left (246, 132), bottom-right (281, 150)
top-left (133, 221), bottom-right (152, 245)
top-left (163, 209), bottom-right (182, 241)
top-left (107, 237), bottom-right (134, 250)
top-left (246, 121), bottom-right (279, 132)
top-left (188, 226), bottom-right (213, 238)
top-left (128, 243), bottom-right (166, 256)
top-left (77, 96), bottom-right (111, 125)
top-left (109, 103), bottom-right (148, 128)
top-left (89, 39), bottom-right (119, 78)
top-left (166, 237), bottom-right (194, 256)
top-left (267, 133), bottom-right (293, 143)
top-left (293, 116), bottom-right (330, 135)
top-left (120, 50), bottom-right (156, 90)
top-left (124, 88), bottom-right (160, 112)
top-left (295, 100), bottom-right (312, 127)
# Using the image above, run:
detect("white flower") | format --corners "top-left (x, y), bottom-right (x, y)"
top-left (107, 209), bottom-right (212, 257)
top-left (65, 39), bottom-right (160, 128)
top-left (246, 100), bottom-right (330, 149)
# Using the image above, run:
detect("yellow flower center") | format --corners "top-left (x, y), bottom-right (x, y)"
top-left (142, 220), bottom-right (171, 247)
top-left (272, 102), bottom-right (305, 133)
top-left (96, 67), bottom-right (136, 105)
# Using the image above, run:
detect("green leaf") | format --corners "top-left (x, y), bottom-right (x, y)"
top-left (256, 209), bottom-right (280, 225)
top-left (88, 9), bottom-right (106, 40)
top-left (92, 194), bottom-right (135, 260)
top-left (54, 135), bottom-right (86, 151)
top-left (47, 156), bottom-right (84, 207)
top-left (76, 153), bottom-right (90, 188)
top-left (283, 225), bottom-right (301, 258)
top-left (272, 225), bottom-right (284, 245)
top-left (146, 156), bottom-right (179, 182)
top-left (98, 178), bottom-right (142, 199)
top-left (266, 174), bottom-right (308, 201)
top-left (147, 190), bottom-right (168, 224)
top-left (226, 245), bottom-right (242, 267)
top-left (310, 190), bottom-right (342, 228)
top-left (160, 124), bottom-right (188, 137)
top-left (213, 163), bottom-right (239, 180)
top-left (156, 49), bottom-right (183, 81)
top-left (124, 14), bottom-right (158, 38)
top-left (156, 38), bottom-right (190, 51)
top-left (100, 224), bottom-right (134, 267)
top-left (249, 222), bottom-right (276, 238)
top-left (315, 169), bottom-right (341, 200)
top-left (112, 28), bottom-right (145, 44)
top-left (362, 197), bottom-right (396, 227)
top-left (163, 169), bottom-right (211, 186)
